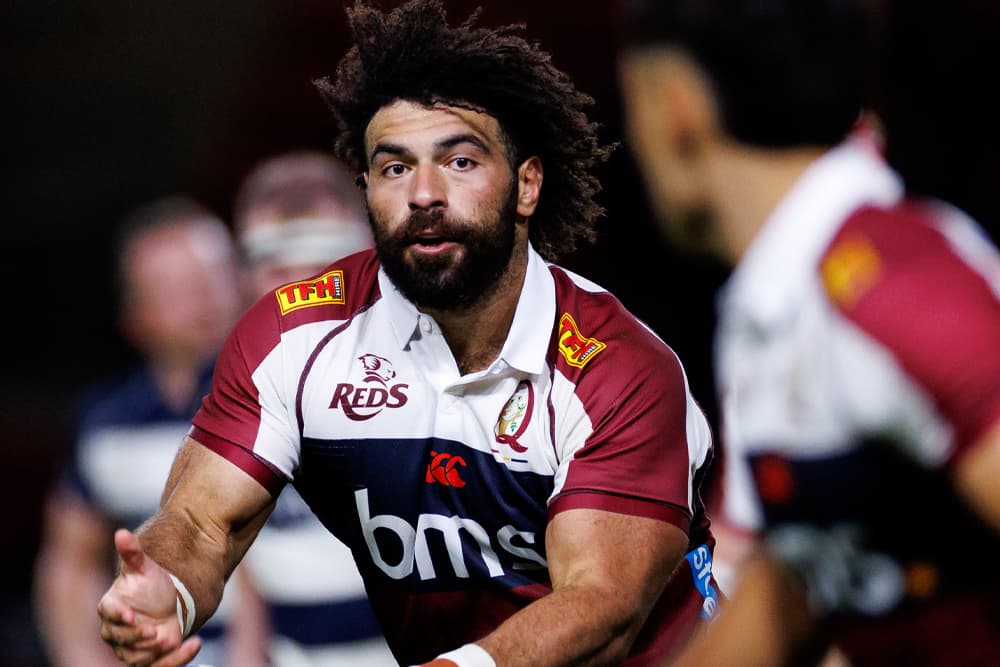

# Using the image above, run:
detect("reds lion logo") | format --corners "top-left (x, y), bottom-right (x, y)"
top-left (330, 353), bottom-right (408, 421)
top-left (359, 353), bottom-right (396, 383)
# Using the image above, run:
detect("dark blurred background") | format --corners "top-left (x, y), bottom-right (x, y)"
top-left (2, 1), bottom-right (997, 664)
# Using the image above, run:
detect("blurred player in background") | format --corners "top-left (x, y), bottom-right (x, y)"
top-left (235, 150), bottom-right (373, 297)
top-left (34, 197), bottom-right (245, 666)
top-left (620, 0), bottom-right (1000, 664)
top-left (230, 149), bottom-right (393, 666)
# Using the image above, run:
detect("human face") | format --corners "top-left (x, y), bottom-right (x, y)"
top-left (619, 50), bottom-right (719, 254)
top-left (363, 100), bottom-right (523, 311)
top-left (123, 220), bottom-right (241, 363)
top-left (239, 211), bottom-right (373, 302)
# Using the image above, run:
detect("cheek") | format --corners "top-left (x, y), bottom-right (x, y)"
top-left (366, 189), bottom-right (405, 230)
top-left (626, 106), bottom-right (667, 179)
top-left (461, 177), bottom-right (511, 219)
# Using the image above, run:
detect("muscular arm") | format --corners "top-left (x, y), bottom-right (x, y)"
top-left (954, 420), bottom-right (1000, 531)
top-left (34, 489), bottom-right (120, 667)
top-left (98, 435), bottom-right (276, 666)
top-left (472, 508), bottom-right (688, 667)
top-left (668, 553), bottom-right (816, 667)
top-left (138, 435), bottom-right (276, 628)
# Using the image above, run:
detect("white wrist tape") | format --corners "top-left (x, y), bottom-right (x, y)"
top-left (434, 643), bottom-right (496, 667)
top-left (167, 572), bottom-right (196, 638)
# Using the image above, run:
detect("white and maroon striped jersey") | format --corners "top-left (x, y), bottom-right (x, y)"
top-left (718, 141), bottom-right (1000, 663)
top-left (192, 245), bottom-right (716, 665)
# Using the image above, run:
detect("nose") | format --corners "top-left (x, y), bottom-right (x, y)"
top-left (408, 164), bottom-right (447, 211)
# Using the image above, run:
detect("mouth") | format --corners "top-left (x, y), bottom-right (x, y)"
top-left (410, 233), bottom-right (458, 255)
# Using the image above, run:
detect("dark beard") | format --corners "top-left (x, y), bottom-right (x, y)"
top-left (371, 182), bottom-right (519, 311)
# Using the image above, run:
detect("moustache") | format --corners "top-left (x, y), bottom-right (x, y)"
top-left (394, 210), bottom-right (471, 244)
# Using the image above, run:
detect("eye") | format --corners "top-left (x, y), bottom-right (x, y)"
top-left (382, 163), bottom-right (408, 178)
top-left (450, 156), bottom-right (476, 171)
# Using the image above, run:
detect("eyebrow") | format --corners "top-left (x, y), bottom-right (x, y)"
top-left (368, 133), bottom-right (492, 164)
top-left (436, 133), bottom-right (492, 154)
top-left (369, 142), bottom-right (412, 164)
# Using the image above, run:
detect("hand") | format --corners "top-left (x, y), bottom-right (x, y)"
top-left (97, 528), bottom-right (202, 666)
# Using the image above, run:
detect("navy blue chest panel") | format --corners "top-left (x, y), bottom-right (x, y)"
top-left (295, 436), bottom-right (554, 593)
top-left (749, 440), bottom-right (1000, 612)
top-left (265, 485), bottom-right (316, 528)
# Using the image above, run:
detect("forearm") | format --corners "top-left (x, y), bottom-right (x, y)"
top-left (133, 509), bottom-right (233, 633)
top-left (476, 581), bottom-right (646, 666)
top-left (954, 421), bottom-right (1000, 531)
top-left (463, 509), bottom-right (686, 667)
top-left (134, 436), bottom-right (276, 633)
top-left (670, 554), bottom-right (815, 667)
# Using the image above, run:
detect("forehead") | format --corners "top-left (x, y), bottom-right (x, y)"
top-left (127, 222), bottom-right (231, 280)
top-left (364, 100), bottom-right (505, 156)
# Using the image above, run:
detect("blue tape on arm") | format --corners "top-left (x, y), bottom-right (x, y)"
top-left (685, 544), bottom-right (721, 620)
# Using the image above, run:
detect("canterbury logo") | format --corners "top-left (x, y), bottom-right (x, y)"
top-left (276, 270), bottom-right (345, 315)
top-left (426, 451), bottom-right (467, 487)
top-left (557, 313), bottom-right (606, 368)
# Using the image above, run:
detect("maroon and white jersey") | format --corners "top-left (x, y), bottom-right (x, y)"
top-left (718, 140), bottom-right (1000, 663)
top-left (192, 246), bottom-right (716, 665)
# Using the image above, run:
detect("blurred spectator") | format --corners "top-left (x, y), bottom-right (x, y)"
top-left (230, 150), bottom-right (393, 667)
top-left (33, 197), bottom-right (245, 666)
top-left (235, 150), bottom-right (372, 296)
top-left (620, 0), bottom-right (1000, 665)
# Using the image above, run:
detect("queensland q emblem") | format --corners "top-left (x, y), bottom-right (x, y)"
top-left (494, 381), bottom-right (533, 453)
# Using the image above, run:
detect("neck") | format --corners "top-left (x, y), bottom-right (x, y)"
top-left (709, 142), bottom-right (828, 265)
top-left (148, 351), bottom-right (205, 413)
top-left (422, 241), bottom-right (529, 376)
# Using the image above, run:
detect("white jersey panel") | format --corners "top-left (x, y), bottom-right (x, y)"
top-left (249, 320), bottom-right (344, 478)
top-left (548, 368), bottom-right (595, 499)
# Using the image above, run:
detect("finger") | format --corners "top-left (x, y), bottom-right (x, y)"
top-left (97, 593), bottom-right (136, 626)
top-left (115, 528), bottom-right (147, 575)
top-left (100, 618), bottom-right (157, 646)
top-left (109, 628), bottom-right (189, 666)
top-left (111, 641), bottom-right (159, 667)
top-left (149, 635), bottom-right (202, 667)
top-left (131, 629), bottom-right (166, 652)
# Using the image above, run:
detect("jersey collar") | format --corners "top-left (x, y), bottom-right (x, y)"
top-left (496, 245), bottom-right (555, 376)
top-left (377, 244), bottom-right (554, 376)
top-left (720, 139), bottom-right (903, 328)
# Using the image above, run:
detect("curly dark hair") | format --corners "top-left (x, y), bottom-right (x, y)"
top-left (315, 0), bottom-right (612, 260)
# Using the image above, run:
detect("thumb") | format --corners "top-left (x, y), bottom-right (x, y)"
top-left (114, 528), bottom-right (147, 575)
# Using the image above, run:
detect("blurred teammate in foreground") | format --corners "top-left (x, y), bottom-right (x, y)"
top-left (34, 198), bottom-right (244, 666)
top-left (231, 149), bottom-right (393, 666)
top-left (96, 1), bottom-right (719, 665)
top-left (619, 0), bottom-right (1000, 664)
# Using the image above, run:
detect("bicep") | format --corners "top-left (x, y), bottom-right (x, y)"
top-left (546, 508), bottom-right (689, 612)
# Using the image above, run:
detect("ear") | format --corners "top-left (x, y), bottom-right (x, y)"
top-left (660, 54), bottom-right (717, 160)
top-left (515, 156), bottom-right (543, 218)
